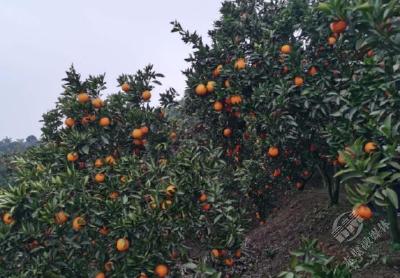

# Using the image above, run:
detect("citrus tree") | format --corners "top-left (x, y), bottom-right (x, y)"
top-left (0, 66), bottom-right (250, 277)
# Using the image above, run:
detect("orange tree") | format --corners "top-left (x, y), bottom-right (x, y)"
top-left (318, 0), bottom-right (400, 246)
top-left (0, 66), bottom-right (250, 277)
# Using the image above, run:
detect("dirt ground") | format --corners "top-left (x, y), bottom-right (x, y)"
top-left (232, 187), bottom-right (400, 277)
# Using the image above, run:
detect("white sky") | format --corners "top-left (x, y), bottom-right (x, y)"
top-left (0, 0), bottom-right (222, 139)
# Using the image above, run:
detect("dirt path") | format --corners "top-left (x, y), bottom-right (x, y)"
top-left (233, 188), bottom-right (400, 277)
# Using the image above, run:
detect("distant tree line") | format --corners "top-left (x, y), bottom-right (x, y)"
top-left (0, 136), bottom-right (39, 185)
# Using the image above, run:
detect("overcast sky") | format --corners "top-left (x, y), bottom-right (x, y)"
top-left (0, 0), bottom-right (222, 139)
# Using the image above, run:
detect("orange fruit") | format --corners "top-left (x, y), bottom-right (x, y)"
top-left (267, 147), bottom-right (279, 158)
top-left (211, 249), bottom-right (220, 258)
top-left (195, 84), bottom-right (207, 96)
top-left (154, 264), bottom-right (169, 278)
top-left (201, 203), bottom-right (211, 211)
top-left (230, 95), bottom-right (242, 105)
top-left (140, 126), bottom-right (149, 135)
top-left (116, 238), bottom-right (130, 252)
top-left (330, 20), bottom-right (347, 34)
top-left (224, 258), bottom-right (234, 267)
top-left (213, 65), bottom-right (223, 77)
top-left (121, 83), bottom-right (130, 92)
top-left (364, 142), bottom-right (377, 153)
top-left (273, 168), bottom-right (281, 177)
top-left (166, 185), bottom-right (177, 196)
top-left (280, 44), bottom-right (292, 54)
top-left (95, 159), bottom-right (104, 168)
top-left (109, 191), bottom-right (119, 200)
top-left (99, 117), bottom-right (111, 127)
top-left (308, 66), bottom-right (318, 76)
top-left (72, 216), bottom-right (86, 231)
top-left (105, 155), bottom-right (116, 166)
top-left (213, 101), bottom-right (223, 112)
top-left (328, 36), bottom-right (337, 45)
top-left (206, 81), bottom-right (216, 93)
top-left (132, 129), bottom-right (143, 139)
top-left (104, 261), bottom-right (113, 272)
top-left (89, 114), bottom-right (96, 122)
top-left (142, 90), bottom-right (151, 101)
top-left (199, 193), bottom-right (207, 202)
top-left (95, 272), bottom-right (106, 278)
top-left (54, 211), bottom-right (68, 225)
top-left (65, 118), bottom-right (75, 128)
top-left (234, 58), bottom-right (246, 70)
top-left (95, 173), bottom-right (105, 183)
top-left (92, 98), bottom-right (104, 109)
top-left (77, 92), bottom-right (90, 103)
top-left (99, 226), bottom-right (110, 236)
top-left (223, 128), bottom-right (232, 138)
top-left (353, 205), bottom-right (373, 220)
top-left (235, 249), bottom-right (241, 258)
top-left (2, 212), bottom-right (14, 225)
top-left (67, 152), bottom-right (79, 162)
top-left (294, 76), bottom-right (304, 87)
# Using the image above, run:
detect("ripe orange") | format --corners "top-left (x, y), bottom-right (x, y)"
top-left (195, 84), bottom-right (207, 96)
top-left (109, 191), bottom-right (119, 200)
top-left (206, 81), bottom-right (216, 93)
top-left (330, 20), bottom-right (347, 34)
top-left (308, 66), bottom-right (318, 76)
top-left (121, 83), bottom-right (130, 92)
top-left (99, 226), bottom-right (110, 236)
top-left (223, 128), bottom-right (232, 138)
top-left (170, 132), bottom-right (177, 141)
top-left (133, 139), bottom-right (144, 146)
top-left (95, 159), bottom-right (104, 168)
top-left (211, 249), bottom-right (220, 258)
top-left (77, 92), bottom-right (90, 103)
top-left (213, 65), bottom-right (223, 77)
top-left (199, 193), bottom-right (207, 202)
top-left (140, 126), bottom-right (149, 135)
top-left (201, 203), bottom-right (211, 211)
top-left (72, 216), bottom-right (86, 231)
top-left (234, 58), bottom-right (246, 70)
top-left (213, 101), bottom-right (223, 112)
top-left (138, 273), bottom-right (148, 278)
top-left (328, 36), bottom-right (337, 45)
top-left (273, 168), bottom-right (281, 177)
top-left (99, 117), bottom-right (111, 127)
top-left (67, 152), bottom-right (79, 162)
top-left (364, 142), bottom-right (377, 153)
top-left (132, 129), bottom-right (143, 139)
top-left (116, 238), bottom-right (130, 252)
top-left (104, 261), bottom-right (113, 272)
top-left (154, 264), bottom-right (169, 278)
top-left (55, 211), bottom-right (68, 225)
top-left (65, 118), bottom-right (75, 128)
top-left (235, 249), bottom-right (241, 258)
top-left (142, 90), bottom-right (151, 101)
top-left (267, 147), bottom-right (279, 158)
top-left (353, 205), bottom-right (373, 220)
top-left (95, 173), bottom-right (105, 183)
top-left (2, 212), bottom-right (14, 225)
top-left (230, 95), bottom-right (242, 105)
top-left (166, 184), bottom-right (177, 196)
top-left (105, 155), bottom-right (116, 166)
top-left (294, 76), bottom-right (304, 87)
top-left (280, 44), bottom-right (292, 54)
top-left (92, 98), bottom-right (104, 109)
top-left (95, 272), bottom-right (106, 278)
top-left (224, 258), bottom-right (234, 267)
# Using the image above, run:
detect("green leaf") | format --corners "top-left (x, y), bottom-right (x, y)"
top-left (385, 188), bottom-right (399, 209)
